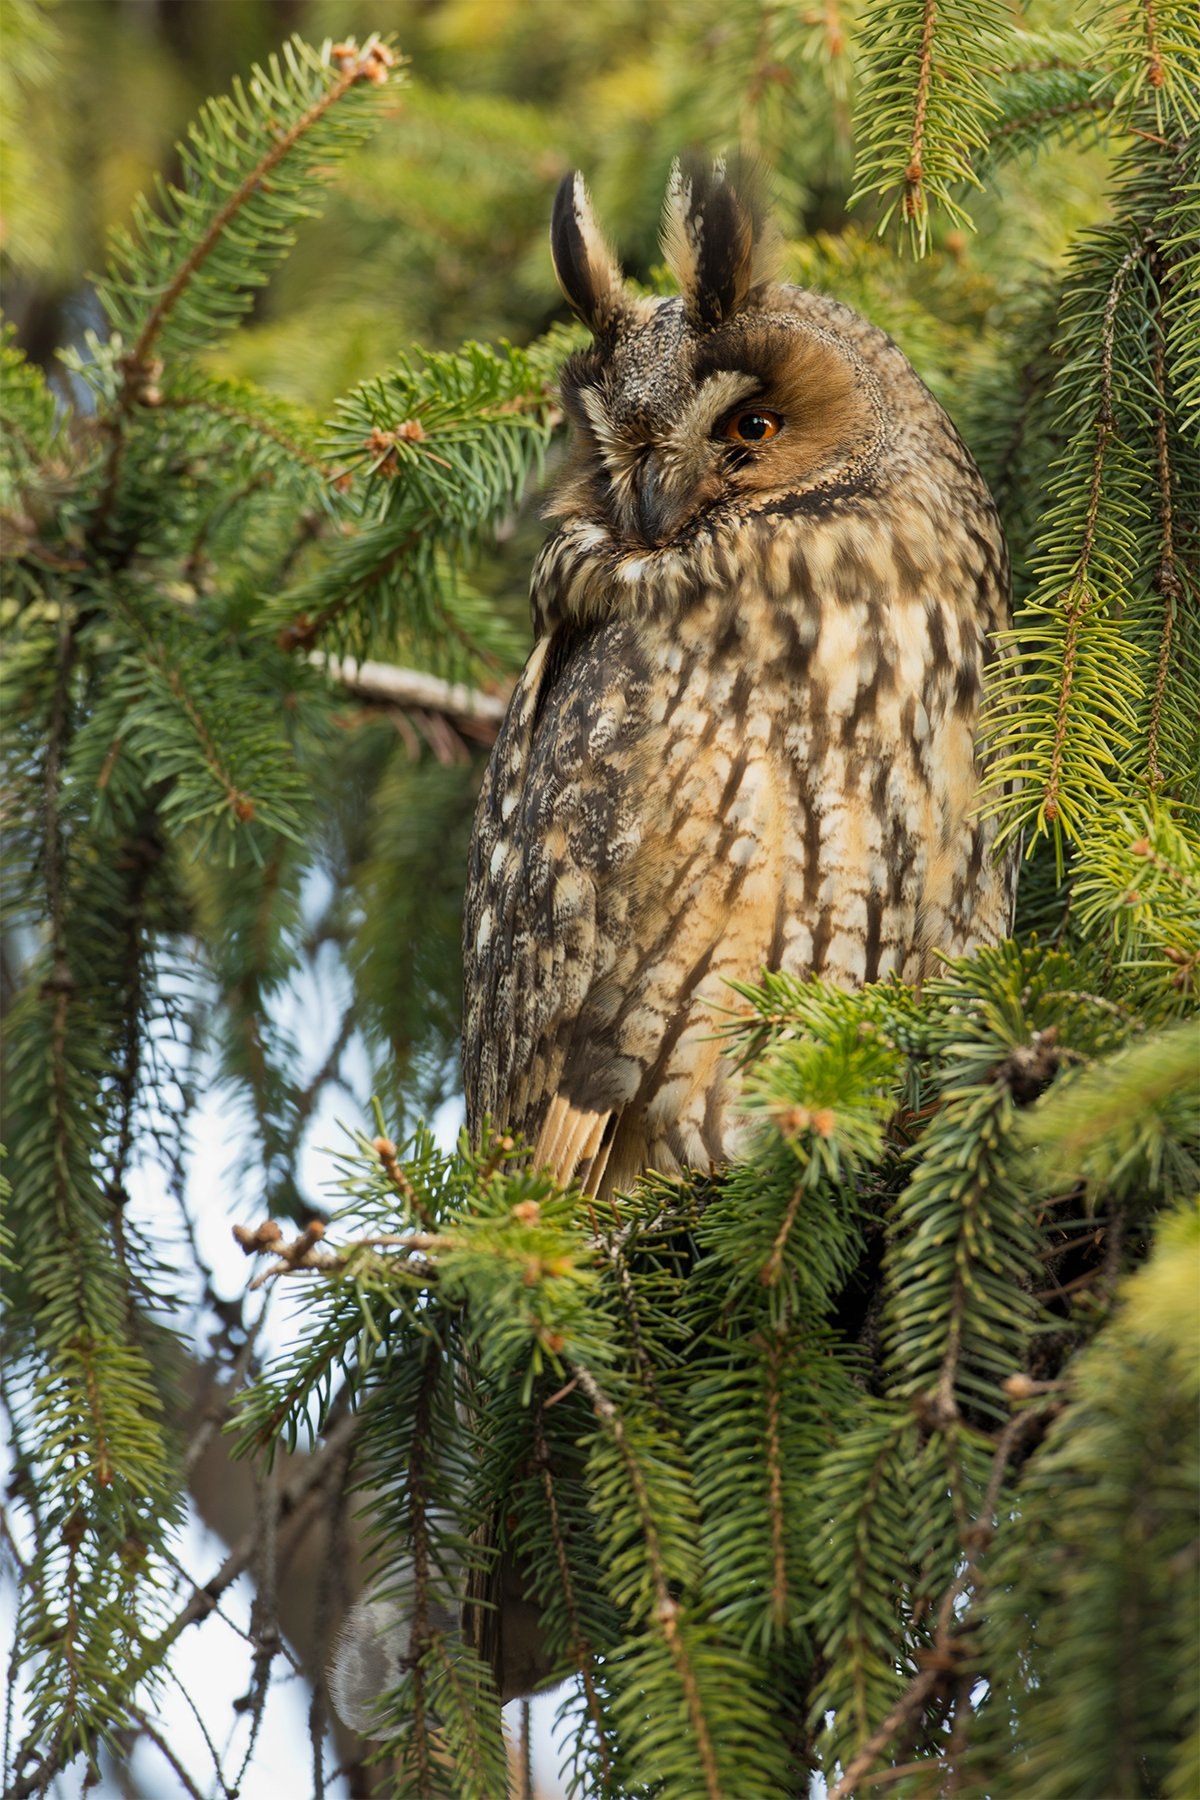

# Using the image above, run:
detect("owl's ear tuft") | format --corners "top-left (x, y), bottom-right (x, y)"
top-left (661, 154), bottom-right (775, 329)
top-left (551, 172), bottom-right (629, 335)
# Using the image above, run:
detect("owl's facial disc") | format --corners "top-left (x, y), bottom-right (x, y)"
top-left (575, 361), bottom-right (755, 548)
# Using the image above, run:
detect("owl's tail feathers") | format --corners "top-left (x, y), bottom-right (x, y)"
top-left (533, 1093), bottom-right (613, 1195)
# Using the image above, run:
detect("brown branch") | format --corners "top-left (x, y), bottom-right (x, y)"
top-left (134, 1414), bottom-right (359, 1679)
top-left (903, 0), bottom-right (939, 222)
top-left (762, 1180), bottom-right (806, 1286)
top-left (828, 1666), bottom-right (944, 1800)
top-left (126, 1704), bottom-right (209, 1800)
top-left (1144, 0), bottom-right (1164, 90)
top-left (233, 1215), bottom-right (446, 1289)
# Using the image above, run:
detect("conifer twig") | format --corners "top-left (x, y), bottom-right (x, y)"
top-left (125, 40), bottom-right (395, 381)
top-left (829, 1404), bottom-right (1053, 1798)
top-left (92, 39), bottom-right (397, 548)
top-left (574, 1363), bottom-right (725, 1800)
top-left (532, 1400), bottom-right (614, 1787)
top-left (160, 392), bottom-right (334, 478)
top-left (277, 528), bottom-right (422, 650)
top-left (405, 1342), bottom-right (439, 1800)
top-left (1041, 235), bottom-right (1148, 825)
top-left (903, 0), bottom-right (939, 222)
top-left (763, 1326), bottom-right (789, 1631)
top-left (1147, 296), bottom-right (1181, 789)
top-left (133, 1414), bottom-right (359, 1677)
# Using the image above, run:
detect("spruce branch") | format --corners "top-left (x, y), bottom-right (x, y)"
top-left (574, 1362), bottom-right (724, 1800)
top-left (156, 376), bottom-right (336, 486)
top-left (274, 338), bottom-right (561, 661)
top-left (1147, 297), bottom-right (1181, 790)
top-left (763, 1324), bottom-right (789, 1636)
top-left (974, 1209), bottom-right (1199, 1793)
top-left (531, 1399), bottom-right (614, 1791)
top-left (1038, 234), bottom-right (1148, 834)
top-left (902, 0), bottom-right (937, 226)
top-left (979, 223), bottom-right (1159, 856)
top-left (405, 1341), bottom-right (441, 1800)
top-left (826, 1407), bottom-right (1052, 1800)
top-left (131, 1414), bottom-right (358, 1684)
top-left (89, 35), bottom-right (401, 548)
top-left (850, 0), bottom-right (1006, 252)
top-left (810, 1407), bottom-right (920, 1768)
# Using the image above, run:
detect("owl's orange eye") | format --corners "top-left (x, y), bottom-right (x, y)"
top-left (720, 409), bottom-right (783, 444)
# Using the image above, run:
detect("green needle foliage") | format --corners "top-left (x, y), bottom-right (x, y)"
top-left (1, 6), bottom-right (1198, 1797)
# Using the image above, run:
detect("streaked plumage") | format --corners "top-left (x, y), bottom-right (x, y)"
top-left (464, 159), bottom-right (1016, 1202)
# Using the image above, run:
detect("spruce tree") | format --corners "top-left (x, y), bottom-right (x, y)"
top-left (1, 6), bottom-right (1197, 1797)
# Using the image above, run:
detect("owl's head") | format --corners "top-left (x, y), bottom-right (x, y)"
top-left (545, 160), bottom-right (894, 566)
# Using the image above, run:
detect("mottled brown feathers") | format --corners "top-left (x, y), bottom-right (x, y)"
top-left (463, 161), bottom-right (1017, 1199)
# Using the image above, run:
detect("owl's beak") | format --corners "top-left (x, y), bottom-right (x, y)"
top-left (633, 452), bottom-right (687, 547)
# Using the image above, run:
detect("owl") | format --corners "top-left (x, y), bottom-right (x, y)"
top-left (463, 160), bottom-right (1016, 1201)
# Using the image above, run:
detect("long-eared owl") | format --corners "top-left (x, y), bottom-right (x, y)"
top-left (464, 160), bottom-right (1016, 1201)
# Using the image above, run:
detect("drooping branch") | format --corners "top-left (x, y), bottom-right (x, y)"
top-left (135, 1414), bottom-right (359, 1678)
top-left (1040, 234), bottom-right (1148, 826)
top-left (90, 38), bottom-right (397, 547)
top-left (574, 1363), bottom-right (725, 1800)
top-left (532, 1400), bottom-right (614, 1788)
top-left (902, 0), bottom-right (939, 223)
top-left (1147, 289), bottom-right (1181, 789)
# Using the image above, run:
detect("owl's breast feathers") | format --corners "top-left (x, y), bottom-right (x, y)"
top-left (463, 488), bottom-right (1015, 1198)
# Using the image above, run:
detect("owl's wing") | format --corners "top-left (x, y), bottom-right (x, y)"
top-left (463, 620), bottom-right (655, 1193)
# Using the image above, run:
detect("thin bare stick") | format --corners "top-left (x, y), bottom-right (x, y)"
top-left (315, 653), bottom-right (512, 724)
